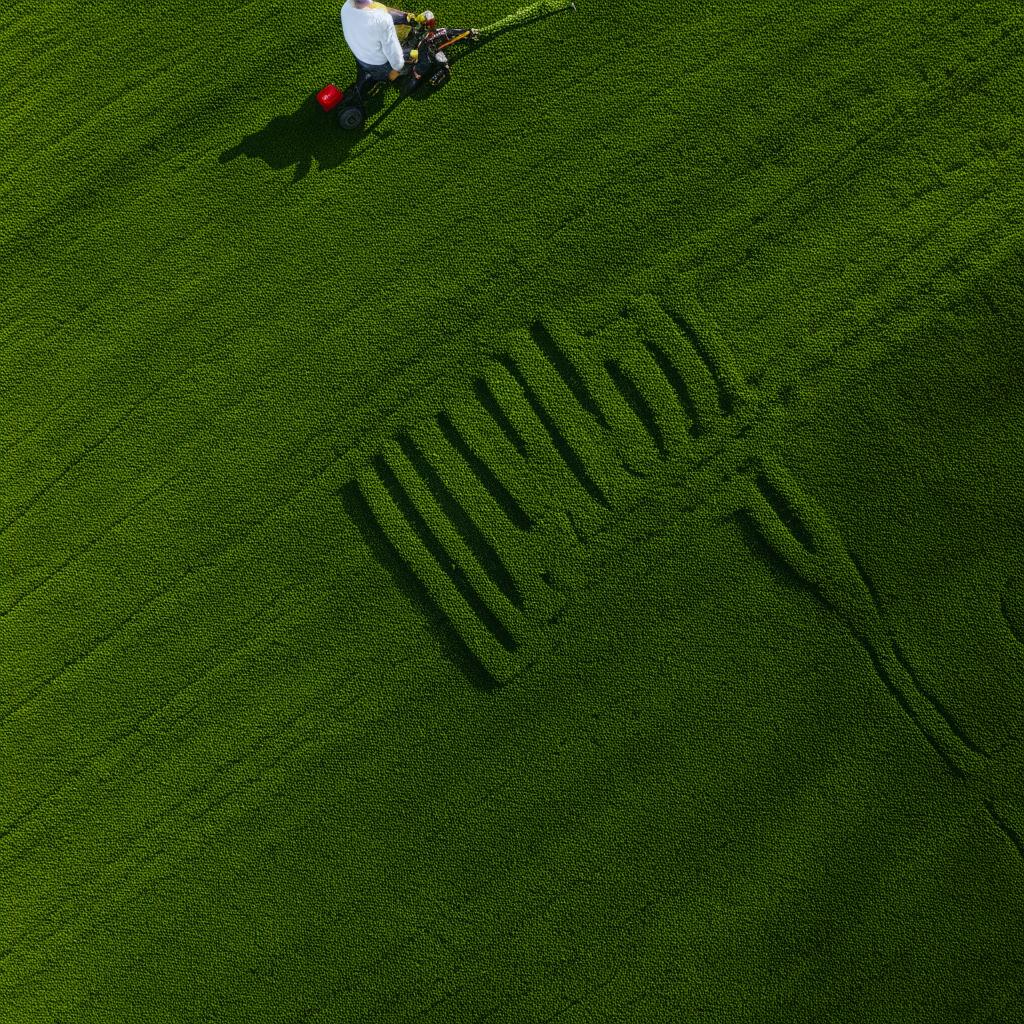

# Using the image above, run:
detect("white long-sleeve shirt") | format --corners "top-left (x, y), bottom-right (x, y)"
top-left (340, 0), bottom-right (405, 71)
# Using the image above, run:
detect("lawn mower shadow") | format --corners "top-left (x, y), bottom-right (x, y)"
top-left (218, 91), bottom-right (403, 182)
top-left (219, 5), bottom-right (572, 181)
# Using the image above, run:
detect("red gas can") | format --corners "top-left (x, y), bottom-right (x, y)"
top-left (316, 84), bottom-right (344, 112)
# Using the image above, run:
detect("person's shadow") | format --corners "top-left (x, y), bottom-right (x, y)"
top-left (220, 9), bottom-right (571, 182)
top-left (218, 87), bottom-right (400, 182)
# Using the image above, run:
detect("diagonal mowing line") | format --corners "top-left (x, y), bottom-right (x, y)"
top-left (0, 632), bottom-right (431, 975)
top-left (0, 363), bottom-right (198, 540)
top-left (548, 2), bottom-right (1009, 267)
top-left (852, 184), bottom-right (1021, 303)
top-left (0, 705), bottom-right (323, 971)
top-left (0, 583), bottom-right (306, 864)
top-left (0, 260), bottom-right (383, 611)
top-left (0, 175), bottom-right (263, 346)
top-left (0, 326), bottom-right (282, 620)
top-left (0, 230), bottom-right (331, 518)
top-left (320, 824), bottom-right (672, 1024)
top-left (0, 7), bottom-right (284, 188)
top-left (493, 957), bottom-right (620, 1024)
top-left (0, 370), bottom-right (266, 617)
top-left (3, 135), bottom-right (273, 346)
top-left (709, 12), bottom-right (1024, 261)
top-left (985, 801), bottom-right (1024, 862)
top-left (0, 464), bottom-right (191, 622)
top-left (891, 640), bottom-right (991, 761)
top-left (0, 8), bottom-right (96, 64)
top-left (665, 17), bottom-right (1023, 300)
top-left (0, 389), bottom-right (81, 461)
top-left (0, 271), bottom-right (229, 439)
top-left (0, 580), bottom-right (185, 734)
top-left (755, 190), bottom-right (1024, 394)
top-left (0, 434), bottom-right (343, 725)
top-left (4, 607), bottom-right (453, 975)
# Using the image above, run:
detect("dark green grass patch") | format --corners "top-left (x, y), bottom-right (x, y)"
top-left (3, 0), bottom-right (1024, 1020)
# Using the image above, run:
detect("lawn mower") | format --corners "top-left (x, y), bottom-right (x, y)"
top-left (316, 0), bottom-right (576, 132)
top-left (316, 12), bottom-right (480, 132)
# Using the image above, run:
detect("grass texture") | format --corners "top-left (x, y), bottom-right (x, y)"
top-left (478, 0), bottom-right (575, 39)
top-left (3, 0), bottom-right (1024, 1020)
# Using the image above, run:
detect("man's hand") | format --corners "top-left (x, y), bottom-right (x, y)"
top-left (387, 68), bottom-right (401, 81)
top-left (388, 7), bottom-right (421, 23)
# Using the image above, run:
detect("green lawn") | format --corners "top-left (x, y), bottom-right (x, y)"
top-left (2, 0), bottom-right (1024, 1020)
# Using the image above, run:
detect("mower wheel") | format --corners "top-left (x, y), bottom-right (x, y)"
top-left (399, 74), bottom-right (423, 97)
top-left (337, 104), bottom-right (365, 131)
top-left (427, 64), bottom-right (451, 89)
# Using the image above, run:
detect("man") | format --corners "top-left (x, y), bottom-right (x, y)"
top-left (340, 0), bottom-right (422, 83)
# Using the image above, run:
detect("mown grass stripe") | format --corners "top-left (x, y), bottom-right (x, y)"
top-left (529, 318), bottom-right (610, 431)
top-left (443, 395), bottom-right (551, 532)
top-left (626, 296), bottom-right (721, 436)
top-left (376, 442), bottom-right (528, 665)
top-left (612, 335), bottom-right (695, 458)
top-left (753, 472), bottom-right (816, 553)
top-left (504, 331), bottom-right (626, 497)
top-left (493, 350), bottom-right (612, 512)
top-left (363, 456), bottom-right (519, 659)
top-left (392, 431), bottom-right (526, 614)
top-left (985, 800), bottom-right (1024, 862)
top-left (0, 464), bottom-right (190, 621)
top-left (435, 409), bottom-right (533, 532)
top-left (340, 480), bottom-right (501, 691)
top-left (480, 360), bottom-right (602, 541)
top-left (411, 416), bottom-right (562, 622)
top-left (0, 699), bottom-right (327, 970)
top-left (660, 302), bottom-right (750, 416)
top-left (891, 640), bottom-right (990, 760)
top-left (602, 357), bottom-right (667, 461)
top-left (552, 317), bottom-right (666, 478)
top-left (473, 375), bottom-right (528, 459)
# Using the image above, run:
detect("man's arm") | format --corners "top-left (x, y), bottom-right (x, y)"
top-left (381, 16), bottom-right (406, 75)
